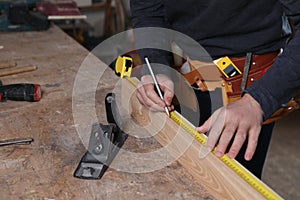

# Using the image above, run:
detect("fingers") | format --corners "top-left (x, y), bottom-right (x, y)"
top-left (137, 75), bottom-right (264, 160)
top-left (226, 125), bottom-right (260, 160)
top-left (157, 75), bottom-right (174, 106)
top-left (162, 88), bottom-right (174, 106)
top-left (136, 88), bottom-right (164, 111)
top-left (211, 123), bottom-right (260, 160)
top-left (227, 128), bottom-right (247, 159)
top-left (196, 117), bottom-right (211, 133)
top-left (196, 100), bottom-right (262, 160)
top-left (215, 124), bottom-right (237, 157)
top-left (244, 125), bottom-right (261, 160)
top-left (136, 74), bottom-right (174, 112)
top-left (197, 109), bottom-right (223, 151)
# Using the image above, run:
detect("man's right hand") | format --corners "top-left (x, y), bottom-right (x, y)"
top-left (136, 74), bottom-right (174, 112)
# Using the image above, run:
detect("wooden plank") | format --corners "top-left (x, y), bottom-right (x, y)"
top-left (121, 77), bottom-right (279, 200)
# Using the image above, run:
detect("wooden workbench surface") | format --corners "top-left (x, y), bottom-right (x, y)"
top-left (0, 26), bottom-right (214, 199)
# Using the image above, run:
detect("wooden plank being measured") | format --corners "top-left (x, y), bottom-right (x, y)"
top-left (120, 77), bottom-right (280, 200)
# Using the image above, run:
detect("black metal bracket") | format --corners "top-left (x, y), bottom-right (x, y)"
top-left (74, 93), bottom-right (128, 179)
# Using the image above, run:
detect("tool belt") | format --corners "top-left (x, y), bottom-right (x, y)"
top-left (220, 52), bottom-right (280, 104)
top-left (182, 51), bottom-right (299, 124)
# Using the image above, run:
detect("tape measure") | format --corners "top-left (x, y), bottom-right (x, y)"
top-left (213, 56), bottom-right (242, 78)
top-left (115, 55), bottom-right (281, 200)
top-left (115, 55), bottom-right (133, 78)
top-left (169, 111), bottom-right (280, 200)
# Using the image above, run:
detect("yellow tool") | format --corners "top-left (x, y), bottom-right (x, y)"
top-left (213, 56), bottom-right (242, 78)
top-left (115, 55), bottom-right (281, 200)
top-left (115, 55), bottom-right (133, 78)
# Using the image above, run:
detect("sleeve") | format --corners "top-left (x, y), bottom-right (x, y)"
top-left (130, 0), bottom-right (173, 76)
top-left (245, 0), bottom-right (300, 119)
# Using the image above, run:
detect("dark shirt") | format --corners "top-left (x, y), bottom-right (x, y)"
top-left (130, 0), bottom-right (300, 119)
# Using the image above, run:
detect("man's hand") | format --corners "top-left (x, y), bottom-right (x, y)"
top-left (196, 93), bottom-right (264, 161)
top-left (137, 74), bottom-right (174, 112)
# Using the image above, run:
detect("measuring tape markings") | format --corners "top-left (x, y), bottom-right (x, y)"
top-left (122, 74), bottom-right (280, 200)
top-left (170, 106), bottom-right (280, 200)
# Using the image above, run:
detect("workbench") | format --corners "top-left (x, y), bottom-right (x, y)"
top-left (0, 25), bottom-right (214, 199)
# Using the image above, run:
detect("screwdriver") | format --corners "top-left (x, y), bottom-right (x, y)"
top-left (144, 57), bottom-right (170, 117)
top-left (0, 137), bottom-right (33, 146)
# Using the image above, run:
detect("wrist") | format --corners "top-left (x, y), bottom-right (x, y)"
top-left (242, 93), bottom-right (264, 119)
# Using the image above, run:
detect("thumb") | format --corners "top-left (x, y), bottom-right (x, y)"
top-left (196, 117), bottom-right (211, 133)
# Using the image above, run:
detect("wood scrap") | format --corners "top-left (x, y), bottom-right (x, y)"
top-left (0, 65), bottom-right (37, 77)
top-left (0, 61), bottom-right (17, 69)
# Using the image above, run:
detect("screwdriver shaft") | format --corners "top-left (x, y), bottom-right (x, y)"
top-left (0, 137), bottom-right (33, 146)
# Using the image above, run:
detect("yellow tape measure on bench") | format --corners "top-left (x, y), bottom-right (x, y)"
top-left (116, 56), bottom-right (281, 200)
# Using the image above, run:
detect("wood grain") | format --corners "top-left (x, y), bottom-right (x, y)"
top-left (121, 77), bottom-right (280, 200)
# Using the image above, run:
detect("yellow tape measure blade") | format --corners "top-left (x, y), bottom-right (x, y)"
top-left (170, 110), bottom-right (281, 200)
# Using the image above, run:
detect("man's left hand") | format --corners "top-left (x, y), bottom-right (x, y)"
top-left (196, 93), bottom-right (264, 161)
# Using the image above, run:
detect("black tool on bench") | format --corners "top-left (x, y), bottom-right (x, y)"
top-left (74, 93), bottom-right (128, 179)
top-left (0, 80), bottom-right (41, 102)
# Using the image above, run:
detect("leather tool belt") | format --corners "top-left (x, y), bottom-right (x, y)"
top-left (182, 51), bottom-right (299, 124)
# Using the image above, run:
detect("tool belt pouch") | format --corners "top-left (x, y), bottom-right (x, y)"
top-left (220, 52), bottom-right (299, 124)
top-left (222, 52), bottom-right (278, 103)
top-left (176, 60), bottom-right (221, 112)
